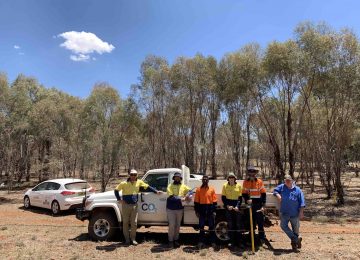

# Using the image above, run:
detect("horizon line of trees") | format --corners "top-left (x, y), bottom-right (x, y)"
top-left (1, 22), bottom-right (360, 204)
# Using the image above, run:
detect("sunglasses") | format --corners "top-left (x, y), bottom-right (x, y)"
top-left (130, 174), bottom-right (137, 176)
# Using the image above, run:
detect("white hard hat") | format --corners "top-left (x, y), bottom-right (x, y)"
top-left (130, 169), bottom-right (138, 174)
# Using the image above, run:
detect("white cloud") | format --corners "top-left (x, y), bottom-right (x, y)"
top-left (70, 54), bottom-right (90, 62)
top-left (14, 45), bottom-right (20, 49)
top-left (58, 31), bottom-right (115, 62)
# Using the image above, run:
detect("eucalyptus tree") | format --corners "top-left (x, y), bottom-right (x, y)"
top-left (295, 22), bottom-right (360, 203)
top-left (139, 55), bottom-right (172, 168)
top-left (8, 75), bottom-right (42, 181)
top-left (218, 44), bottom-right (261, 178)
top-left (170, 54), bottom-right (218, 174)
top-left (0, 73), bottom-right (9, 177)
top-left (83, 83), bottom-right (122, 192)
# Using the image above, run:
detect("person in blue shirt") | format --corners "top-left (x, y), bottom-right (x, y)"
top-left (273, 174), bottom-right (305, 251)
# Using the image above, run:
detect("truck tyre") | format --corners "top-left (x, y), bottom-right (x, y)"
top-left (88, 212), bottom-right (117, 241)
top-left (214, 210), bottom-right (230, 243)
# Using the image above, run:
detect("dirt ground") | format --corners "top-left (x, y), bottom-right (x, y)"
top-left (1, 175), bottom-right (360, 260)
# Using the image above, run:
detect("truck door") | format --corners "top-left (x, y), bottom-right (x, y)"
top-left (137, 173), bottom-right (169, 224)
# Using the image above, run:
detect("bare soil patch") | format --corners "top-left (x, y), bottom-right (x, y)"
top-left (1, 175), bottom-right (360, 259)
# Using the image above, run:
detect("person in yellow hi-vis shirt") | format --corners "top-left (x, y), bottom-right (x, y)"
top-left (114, 169), bottom-right (161, 246)
top-left (221, 172), bottom-right (243, 248)
top-left (166, 172), bottom-right (191, 248)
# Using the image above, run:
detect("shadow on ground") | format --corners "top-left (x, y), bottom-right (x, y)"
top-left (0, 196), bottom-right (22, 204)
top-left (18, 205), bottom-right (77, 217)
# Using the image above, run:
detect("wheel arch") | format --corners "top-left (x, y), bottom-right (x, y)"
top-left (90, 204), bottom-right (122, 223)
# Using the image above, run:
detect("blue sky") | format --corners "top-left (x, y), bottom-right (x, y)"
top-left (1, 0), bottom-right (360, 98)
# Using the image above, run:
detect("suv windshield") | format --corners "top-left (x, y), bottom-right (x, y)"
top-left (143, 173), bottom-right (169, 192)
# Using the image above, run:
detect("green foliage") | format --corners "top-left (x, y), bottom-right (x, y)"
top-left (1, 21), bottom-right (360, 201)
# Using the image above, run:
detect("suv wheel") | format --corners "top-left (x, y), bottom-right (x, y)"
top-left (88, 212), bottom-right (117, 241)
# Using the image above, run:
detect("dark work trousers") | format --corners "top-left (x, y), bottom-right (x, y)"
top-left (250, 203), bottom-right (265, 239)
top-left (199, 210), bottom-right (216, 244)
top-left (225, 209), bottom-right (242, 244)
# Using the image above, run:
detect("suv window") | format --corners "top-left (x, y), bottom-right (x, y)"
top-left (46, 182), bottom-right (61, 190)
top-left (32, 182), bottom-right (48, 191)
top-left (143, 173), bottom-right (169, 192)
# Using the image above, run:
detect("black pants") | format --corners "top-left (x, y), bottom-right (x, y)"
top-left (225, 209), bottom-right (242, 243)
top-left (244, 204), bottom-right (265, 239)
top-left (199, 210), bottom-right (216, 244)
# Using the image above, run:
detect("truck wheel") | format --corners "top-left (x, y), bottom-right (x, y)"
top-left (88, 212), bottom-right (117, 241)
top-left (214, 210), bottom-right (230, 242)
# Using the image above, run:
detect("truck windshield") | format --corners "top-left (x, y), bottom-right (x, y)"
top-left (143, 173), bottom-right (169, 192)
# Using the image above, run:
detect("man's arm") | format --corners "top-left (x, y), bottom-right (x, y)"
top-left (114, 183), bottom-right (123, 203)
top-left (273, 184), bottom-right (283, 202)
top-left (114, 190), bottom-right (122, 201)
top-left (221, 195), bottom-right (228, 208)
top-left (299, 207), bottom-right (304, 220)
top-left (235, 195), bottom-right (242, 209)
top-left (139, 180), bottom-right (160, 194)
top-left (299, 188), bottom-right (306, 220)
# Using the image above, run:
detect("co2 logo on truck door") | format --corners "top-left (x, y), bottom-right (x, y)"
top-left (141, 203), bottom-right (156, 213)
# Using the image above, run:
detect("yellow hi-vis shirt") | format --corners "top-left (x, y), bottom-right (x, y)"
top-left (222, 182), bottom-right (242, 200)
top-left (167, 183), bottom-right (191, 197)
top-left (115, 179), bottom-right (149, 204)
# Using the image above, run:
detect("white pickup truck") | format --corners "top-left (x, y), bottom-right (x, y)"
top-left (76, 166), bottom-right (279, 242)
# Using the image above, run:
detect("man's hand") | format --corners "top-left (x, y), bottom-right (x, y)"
top-left (256, 207), bottom-right (264, 213)
top-left (227, 205), bottom-right (233, 211)
top-left (247, 199), bottom-right (252, 205)
top-left (195, 212), bottom-right (200, 218)
top-left (117, 200), bottom-right (124, 205)
top-left (156, 191), bottom-right (163, 195)
top-left (234, 207), bottom-right (239, 212)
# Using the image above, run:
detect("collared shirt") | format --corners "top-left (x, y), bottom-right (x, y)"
top-left (273, 183), bottom-right (305, 217)
top-left (222, 182), bottom-right (242, 200)
top-left (194, 186), bottom-right (217, 205)
top-left (242, 178), bottom-right (266, 199)
top-left (115, 179), bottom-right (149, 204)
top-left (167, 183), bottom-right (191, 197)
top-left (166, 183), bottom-right (191, 210)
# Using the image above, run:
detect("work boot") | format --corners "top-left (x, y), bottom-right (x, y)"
top-left (131, 240), bottom-right (138, 246)
top-left (124, 240), bottom-right (130, 246)
top-left (198, 242), bottom-right (205, 249)
top-left (174, 240), bottom-right (180, 248)
top-left (168, 241), bottom-right (174, 248)
top-left (212, 243), bottom-right (219, 251)
top-left (291, 241), bottom-right (297, 251)
top-left (297, 236), bottom-right (302, 249)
